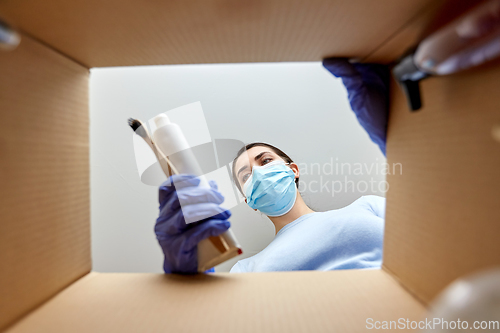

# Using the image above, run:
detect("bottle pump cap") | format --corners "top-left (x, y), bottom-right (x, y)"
top-left (154, 114), bottom-right (171, 129)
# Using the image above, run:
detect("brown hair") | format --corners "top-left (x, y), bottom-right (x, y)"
top-left (231, 142), bottom-right (299, 195)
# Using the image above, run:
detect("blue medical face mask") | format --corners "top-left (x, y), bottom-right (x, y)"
top-left (242, 160), bottom-right (297, 217)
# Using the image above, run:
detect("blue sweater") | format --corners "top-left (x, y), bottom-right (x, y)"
top-left (230, 195), bottom-right (385, 273)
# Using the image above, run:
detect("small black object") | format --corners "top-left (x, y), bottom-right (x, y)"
top-left (392, 53), bottom-right (429, 111)
top-left (400, 80), bottom-right (422, 111)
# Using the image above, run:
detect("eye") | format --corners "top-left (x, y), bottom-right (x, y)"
top-left (261, 158), bottom-right (273, 165)
top-left (242, 172), bottom-right (251, 183)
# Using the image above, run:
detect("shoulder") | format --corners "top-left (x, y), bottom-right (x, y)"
top-left (355, 195), bottom-right (386, 205)
top-left (351, 195), bottom-right (386, 217)
top-left (229, 241), bottom-right (281, 273)
top-left (330, 195), bottom-right (385, 211)
top-left (229, 256), bottom-right (256, 273)
top-left (229, 260), bottom-right (246, 273)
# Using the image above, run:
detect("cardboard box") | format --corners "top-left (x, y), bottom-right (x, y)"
top-left (1, 0), bottom-right (498, 331)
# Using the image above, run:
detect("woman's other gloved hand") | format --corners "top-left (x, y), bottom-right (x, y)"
top-left (322, 58), bottom-right (390, 156)
top-left (155, 174), bottom-right (231, 274)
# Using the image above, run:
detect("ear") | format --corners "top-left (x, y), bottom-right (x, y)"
top-left (289, 162), bottom-right (300, 179)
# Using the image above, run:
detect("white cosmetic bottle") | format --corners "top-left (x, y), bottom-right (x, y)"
top-left (153, 114), bottom-right (242, 272)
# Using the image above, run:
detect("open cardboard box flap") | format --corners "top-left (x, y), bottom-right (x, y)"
top-left (4, 270), bottom-right (424, 333)
top-left (1, 0), bottom-right (500, 332)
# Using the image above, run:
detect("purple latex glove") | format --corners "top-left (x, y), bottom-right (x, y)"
top-left (322, 58), bottom-right (390, 155)
top-left (155, 174), bottom-right (231, 274)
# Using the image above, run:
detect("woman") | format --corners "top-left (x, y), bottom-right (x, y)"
top-left (155, 58), bottom-right (389, 274)
top-left (228, 142), bottom-right (384, 273)
top-left (155, 142), bottom-right (385, 274)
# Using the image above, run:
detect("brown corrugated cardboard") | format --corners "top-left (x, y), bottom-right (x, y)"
top-left (0, 34), bottom-right (91, 329)
top-left (5, 270), bottom-right (425, 333)
top-left (0, 0), bottom-right (436, 67)
top-left (363, 0), bottom-right (445, 63)
top-left (364, 0), bottom-right (487, 63)
top-left (384, 58), bottom-right (500, 303)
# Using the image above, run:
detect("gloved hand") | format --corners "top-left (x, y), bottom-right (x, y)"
top-left (322, 58), bottom-right (390, 156)
top-left (155, 174), bottom-right (231, 274)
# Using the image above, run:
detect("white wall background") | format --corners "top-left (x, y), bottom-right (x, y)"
top-left (90, 62), bottom-right (386, 273)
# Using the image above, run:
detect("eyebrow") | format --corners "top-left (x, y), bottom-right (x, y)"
top-left (236, 151), bottom-right (271, 179)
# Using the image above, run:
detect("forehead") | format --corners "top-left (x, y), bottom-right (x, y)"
top-left (234, 146), bottom-right (277, 171)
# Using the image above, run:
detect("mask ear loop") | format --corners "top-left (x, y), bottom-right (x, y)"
top-left (242, 174), bottom-right (253, 198)
top-left (284, 162), bottom-right (299, 188)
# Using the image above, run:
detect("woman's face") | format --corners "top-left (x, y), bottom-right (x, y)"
top-left (234, 146), bottom-right (289, 192)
